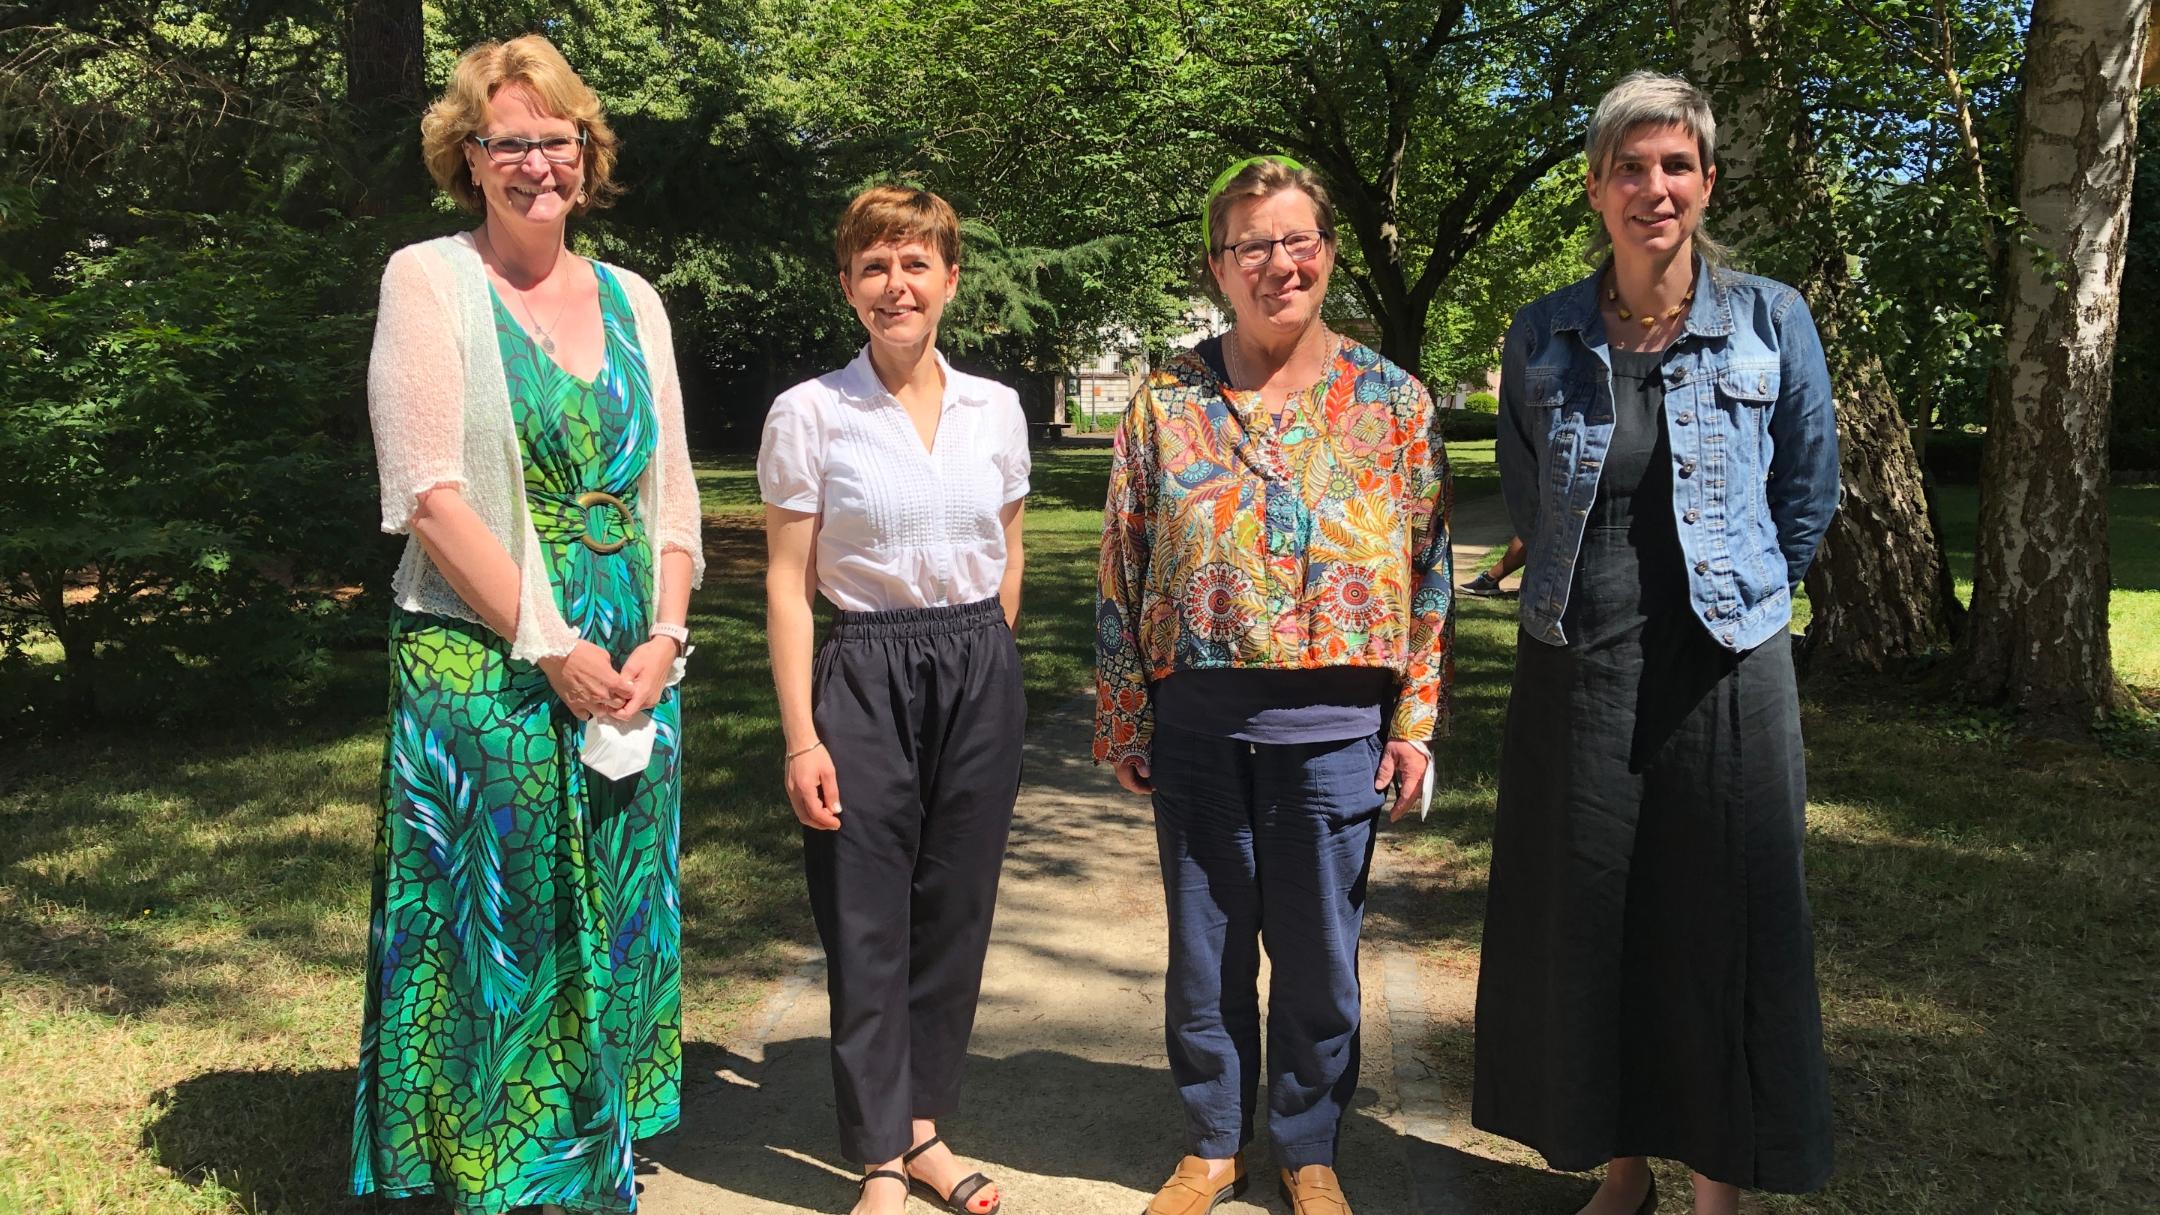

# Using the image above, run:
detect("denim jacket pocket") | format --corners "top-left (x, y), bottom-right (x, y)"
top-left (1715, 364), bottom-right (1779, 470)
top-left (1715, 364), bottom-right (1780, 403)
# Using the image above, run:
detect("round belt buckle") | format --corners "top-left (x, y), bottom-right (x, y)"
top-left (574, 490), bottom-right (634, 554)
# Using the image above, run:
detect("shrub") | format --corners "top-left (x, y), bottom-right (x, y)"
top-left (1440, 410), bottom-right (1498, 442)
top-left (0, 215), bottom-right (385, 721)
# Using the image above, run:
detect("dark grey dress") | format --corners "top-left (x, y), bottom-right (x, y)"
top-left (1470, 347), bottom-right (1834, 1192)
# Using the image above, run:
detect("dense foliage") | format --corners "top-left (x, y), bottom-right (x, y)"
top-left (2114, 92), bottom-right (2160, 474)
top-left (0, 217), bottom-right (385, 720)
top-left (0, 0), bottom-right (2147, 719)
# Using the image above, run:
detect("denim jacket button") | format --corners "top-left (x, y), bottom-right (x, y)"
top-left (1676, 411), bottom-right (1694, 425)
top-left (1694, 559), bottom-right (1710, 575)
top-left (1703, 607), bottom-right (1718, 621)
top-left (1679, 461), bottom-right (1696, 477)
top-left (1722, 631), bottom-right (1736, 645)
top-left (1683, 509), bottom-right (1700, 524)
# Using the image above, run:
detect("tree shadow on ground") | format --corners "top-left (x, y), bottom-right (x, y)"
top-left (144, 1066), bottom-right (408, 1213)
top-left (644, 1039), bottom-right (1588, 1215)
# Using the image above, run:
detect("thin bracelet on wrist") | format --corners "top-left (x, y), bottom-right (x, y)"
top-left (784, 739), bottom-right (826, 763)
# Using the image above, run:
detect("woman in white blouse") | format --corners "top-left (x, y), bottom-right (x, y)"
top-left (758, 184), bottom-right (1030, 1215)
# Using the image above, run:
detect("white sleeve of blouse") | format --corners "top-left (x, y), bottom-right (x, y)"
top-left (999, 394), bottom-right (1032, 504)
top-left (638, 284), bottom-right (706, 589)
top-left (757, 388), bottom-right (825, 513)
top-left (368, 247), bottom-right (466, 534)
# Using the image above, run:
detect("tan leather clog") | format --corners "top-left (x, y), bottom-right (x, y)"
top-left (1143, 1154), bottom-right (1247, 1215)
top-left (1277, 1164), bottom-right (1353, 1215)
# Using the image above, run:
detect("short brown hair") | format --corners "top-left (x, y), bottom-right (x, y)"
top-left (419, 35), bottom-right (620, 215)
top-left (1204, 159), bottom-right (1337, 258)
top-left (834, 185), bottom-right (962, 272)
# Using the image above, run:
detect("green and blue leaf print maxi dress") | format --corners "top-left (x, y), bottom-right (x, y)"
top-left (353, 263), bottom-right (681, 1214)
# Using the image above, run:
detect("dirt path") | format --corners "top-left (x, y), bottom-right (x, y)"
top-left (634, 492), bottom-right (1526, 1214)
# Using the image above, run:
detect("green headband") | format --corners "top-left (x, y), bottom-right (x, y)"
top-left (1200, 153), bottom-right (1309, 252)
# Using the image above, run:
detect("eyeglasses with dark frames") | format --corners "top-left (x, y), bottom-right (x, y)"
top-left (468, 131), bottom-right (587, 166)
top-left (1216, 228), bottom-right (1334, 269)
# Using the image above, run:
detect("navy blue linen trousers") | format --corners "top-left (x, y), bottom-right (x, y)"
top-left (1150, 724), bottom-right (1385, 1170)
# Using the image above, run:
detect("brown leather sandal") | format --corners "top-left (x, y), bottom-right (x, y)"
top-left (1278, 1164), bottom-right (1353, 1215)
top-left (1144, 1154), bottom-right (1247, 1215)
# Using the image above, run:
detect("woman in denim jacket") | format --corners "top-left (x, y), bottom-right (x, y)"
top-left (1471, 72), bottom-right (1839, 1215)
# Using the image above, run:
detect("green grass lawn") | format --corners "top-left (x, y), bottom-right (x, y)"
top-left (1786, 484), bottom-right (2159, 685)
top-left (2, 449), bottom-right (2154, 1213)
top-left (1932, 484), bottom-right (2160, 687)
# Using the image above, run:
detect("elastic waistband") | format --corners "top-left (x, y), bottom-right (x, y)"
top-left (829, 597), bottom-right (1005, 640)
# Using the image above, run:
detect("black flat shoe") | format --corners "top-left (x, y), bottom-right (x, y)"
top-left (903, 1134), bottom-right (1002, 1215)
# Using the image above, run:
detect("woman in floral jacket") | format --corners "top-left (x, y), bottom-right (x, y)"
top-left (1095, 155), bottom-right (1453, 1215)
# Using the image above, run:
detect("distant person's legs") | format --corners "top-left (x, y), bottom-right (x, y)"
top-left (1459, 535), bottom-right (1526, 597)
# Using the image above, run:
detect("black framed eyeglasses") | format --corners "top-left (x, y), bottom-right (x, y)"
top-left (468, 131), bottom-right (587, 165)
top-left (1216, 228), bottom-right (1334, 269)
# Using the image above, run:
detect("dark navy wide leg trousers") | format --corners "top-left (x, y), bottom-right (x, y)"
top-left (805, 597), bottom-right (1023, 1164)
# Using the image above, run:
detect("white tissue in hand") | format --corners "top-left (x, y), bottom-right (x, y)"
top-left (582, 711), bottom-right (655, 780)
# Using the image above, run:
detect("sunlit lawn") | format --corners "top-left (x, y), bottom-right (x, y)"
top-left (2, 449), bottom-right (2152, 1213)
top-left (1784, 484), bottom-right (2158, 685)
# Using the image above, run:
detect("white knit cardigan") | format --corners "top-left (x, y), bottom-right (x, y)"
top-left (367, 232), bottom-right (705, 662)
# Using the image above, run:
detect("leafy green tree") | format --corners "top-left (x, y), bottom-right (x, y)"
top-left (0, 218), bottom-right (383, 719)
top-left (1671, 0), bottom-right (2033, 671)
top-left (794, 0), bottom-right (1659, 380)
top-left (1420, 168), bottom-right (1594, 393)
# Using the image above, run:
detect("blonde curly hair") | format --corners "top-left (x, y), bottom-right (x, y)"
top-left (419, 34), bottom-right (621, 215)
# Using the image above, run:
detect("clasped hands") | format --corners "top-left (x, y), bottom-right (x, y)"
top-left (539, 637), bottom-right (679, 721)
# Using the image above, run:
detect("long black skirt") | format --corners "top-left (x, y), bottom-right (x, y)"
top-left (1470, 567), bottom-right (1835, 1192)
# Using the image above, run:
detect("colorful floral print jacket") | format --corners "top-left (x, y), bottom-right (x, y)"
top-left (1093, 336), bottom-right (1454, 764)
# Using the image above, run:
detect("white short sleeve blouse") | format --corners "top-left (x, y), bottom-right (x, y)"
top-left (758, 347), bottom-right (1031, 611)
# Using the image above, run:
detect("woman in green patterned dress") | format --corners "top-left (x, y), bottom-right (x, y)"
top-left (353, 36), bottom-right (704, 1214)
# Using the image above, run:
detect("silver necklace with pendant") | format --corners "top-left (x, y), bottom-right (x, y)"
top-left (481, 230), bottom-right (572, 354)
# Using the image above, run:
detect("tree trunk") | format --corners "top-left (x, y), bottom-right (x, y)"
top-left (1675, 0), bottom-right (1957, 671)
top-left (1377, 299), bottom-right (1426, 382)
top-left (1962, 0), bottom-right (2146, 728)
top-left (345, 0), bottom-right (428, 214)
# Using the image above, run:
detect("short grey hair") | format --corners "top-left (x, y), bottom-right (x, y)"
top-left (1582, 70), bottom-right (1728, 265)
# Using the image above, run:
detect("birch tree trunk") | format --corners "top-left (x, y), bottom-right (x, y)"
top-left (1963, 0), bottom-right (2148, 727)
top-left (1673, 0), bottom-right (1956, 670)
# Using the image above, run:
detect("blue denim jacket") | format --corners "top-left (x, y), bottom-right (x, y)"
top-left (1497, 259), bottom-right (1840, 652)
